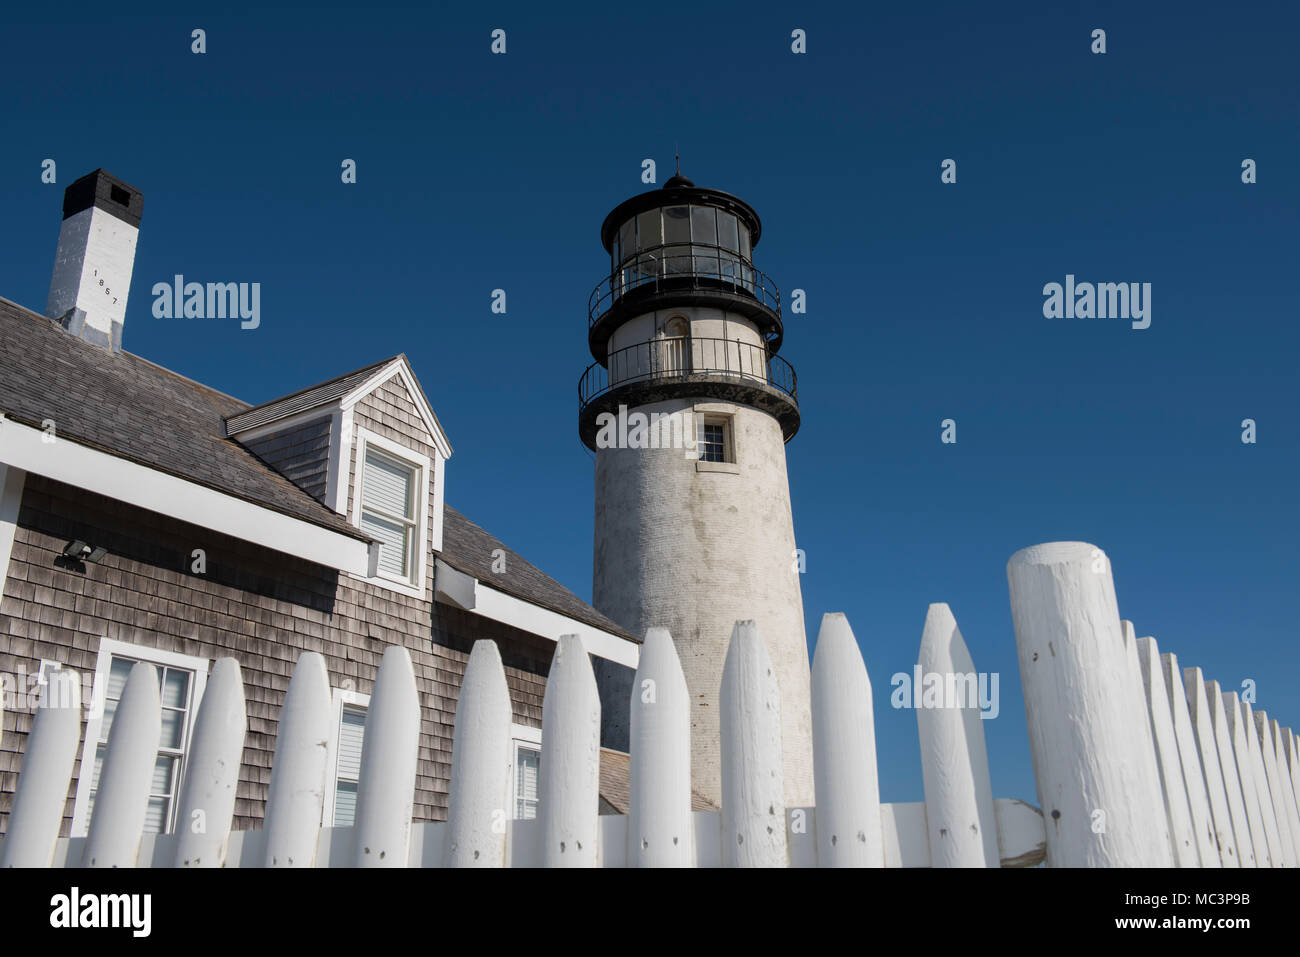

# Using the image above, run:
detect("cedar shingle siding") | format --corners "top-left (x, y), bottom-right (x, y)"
top-left (242, 416), bottom-right (333, 505)
top-left (0, 473), bottom-right (553, 835)
top-left (0, 297), bottom-right (637, 842)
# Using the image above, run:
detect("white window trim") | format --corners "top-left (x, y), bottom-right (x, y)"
top-left (693, 402), bottom-right (741, 473)
top-left (0, 464), bottom-right (26, 602)
top-left (70, 639), bottom-right (211, 837)
top-left (510, 723), bottom-right (542, 821)
top-left (347, 427), bottom-right (431, 599)
top-left (322, 686), bottom-right (371, 827)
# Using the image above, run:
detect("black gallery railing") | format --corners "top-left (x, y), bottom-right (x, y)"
top-left (588, 242), bottom-right (782, 327)
top-left (578, 336), bottom-right (797, 410)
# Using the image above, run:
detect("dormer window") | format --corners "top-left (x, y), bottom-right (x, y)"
top-left (362, 447), bottom-right (417, 579)
top-left (350, 428), bottom-right (431, 597)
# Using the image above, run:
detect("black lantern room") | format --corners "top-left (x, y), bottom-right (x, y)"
top-left (578, 172), bottom-right (799, 449)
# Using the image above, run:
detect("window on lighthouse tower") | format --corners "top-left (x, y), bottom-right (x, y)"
top-left (697, 418), bottom-right (732, 463)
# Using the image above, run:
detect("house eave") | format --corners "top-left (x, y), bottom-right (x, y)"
top-left (0, 415), bottom-right (376, 576)
top-left (434, 558), bottom-right (639, 668)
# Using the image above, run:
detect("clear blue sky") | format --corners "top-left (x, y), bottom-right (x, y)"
top-left (1, 1), bottom-right (1296, 805)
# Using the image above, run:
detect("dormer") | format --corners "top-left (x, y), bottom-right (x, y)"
top-left (226, 355), bottom-right (452, 598)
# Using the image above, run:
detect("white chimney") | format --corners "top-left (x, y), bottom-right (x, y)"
top-left (46, 169), bottom-right (143, 351)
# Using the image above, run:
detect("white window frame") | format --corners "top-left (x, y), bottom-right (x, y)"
top-left (510, 723), bottom-right (542, 821)
top-left (70, 639), bottom-right (211, 837)
top-left (322, 686), bottom-right (371, 827)
top-left (348, 427), bottom-right (431, 599)
top-left (693, 402), bottom-right (741, 474)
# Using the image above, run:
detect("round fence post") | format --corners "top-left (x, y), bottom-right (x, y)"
top-left (1007, 542), bottom-right (1172, 866)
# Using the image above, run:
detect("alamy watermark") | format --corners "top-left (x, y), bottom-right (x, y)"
top-left (50, 887), bottom-right (151, 937)
top-left (151, 274), bottom-right (260, 329)
top-left (891, 666), bottom-right (1000, 719)
top-left (1042, 274), bottom-right (1151, 330)
top-left (593, 404), bottom-right (703, 458)
top-left (1, 662), bottom-right (101, 719)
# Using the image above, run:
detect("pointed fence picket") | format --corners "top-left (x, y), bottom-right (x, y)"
top-left (1135, 635), bottom-right (1203, 866)
top-left (628, 627), bottom-right (693, 867)
top-left (173, 658), bottom-right (246, 868)
top-left (811, 613), bottom-right (882, 867)
top-left (353, 645), bottom-right (420, 867)
top-left (915, 604), bottom-right (997, 868)
top-left (0, 670), bottom-right (82, 867)
top-left (262, 651), bottom-right (331, 867)
top-left (1204, 680), bottom-right (1256, 867)
top-left (443, 640), bottom-right (512, 867)
top-left (82, 661), bottom-right (161, 868)
top-left (720, 621), bottom-right (787, 867)
top-left (539, 634), bottom-right (600, 867)
top-left (2, 539), bottom-right (1297, 869)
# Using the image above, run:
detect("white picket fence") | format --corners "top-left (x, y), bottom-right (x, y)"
top-left (0, 540), bottom-right (1296, 868)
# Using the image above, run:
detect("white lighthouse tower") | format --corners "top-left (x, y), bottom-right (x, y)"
top-left (580, 170), bottom-right (813, 807)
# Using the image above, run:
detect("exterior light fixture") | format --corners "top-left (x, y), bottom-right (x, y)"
top-left (62, 540), bottom-right (108, 563)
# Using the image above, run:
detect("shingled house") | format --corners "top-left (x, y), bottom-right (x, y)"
top-left (0, 169), bottom-right (655, 837)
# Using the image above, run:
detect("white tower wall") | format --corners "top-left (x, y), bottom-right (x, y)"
top-left (592, 396), bottom-right (814, 808)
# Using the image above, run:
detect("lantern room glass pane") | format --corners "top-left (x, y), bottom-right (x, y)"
top-left (720, 249), bottom-right (740, 283)
top-left (636, 209), bottom-right (662, 249)
top-left (636, 250), bottom-right (660, 282)
top-left (663, 245), bottom-right (691, 276)
top-left (618, 220), bottom-right (635, 265)
top-left (717, 212), bottom-right (738, 252)
top-left (663, 206), bottom-right (690, 244)
top-left (690, 206), bottom-right (717, 245)
top-left (738, 224), bottom-right (753, 291)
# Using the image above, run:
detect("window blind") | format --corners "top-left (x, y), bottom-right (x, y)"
top-left (362, 448), bottom-right (415, 579)
top-left (516, 746), bottom-right (540, 820)
top-left (334, 705), bottom-right (367, 828)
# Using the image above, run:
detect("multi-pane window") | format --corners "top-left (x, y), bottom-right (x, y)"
top-left (514, 743), bottom-right (540, 820)
top-left (360, 446), bottom-right (418, 582)
top-left (86, 655), bottom-right (197, 834)
top-left (697, 421), bottom-right (728, 463)
top-left (333, 704), bottom-right (366, 827)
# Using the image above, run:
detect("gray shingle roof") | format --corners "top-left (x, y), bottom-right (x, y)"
top-left (0, 296), bottom-right (629, 641)
top-left (224, 357), bottom-right (396, 435)
top-left (0, 297), bottom-right (367, 541)
top-left (440, 505), bottom-right (637, 641)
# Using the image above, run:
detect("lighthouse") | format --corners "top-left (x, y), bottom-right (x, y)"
top-left (580, 170), bottom-right (813, 807)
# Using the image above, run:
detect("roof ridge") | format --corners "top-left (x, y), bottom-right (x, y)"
top-left (223, 354), bottom-right (401, 423)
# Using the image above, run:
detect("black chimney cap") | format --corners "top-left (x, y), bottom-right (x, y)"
top-left (62, 169), bottom-right (143, 228)
top-left (663, 172), bottom-right (695, 188)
